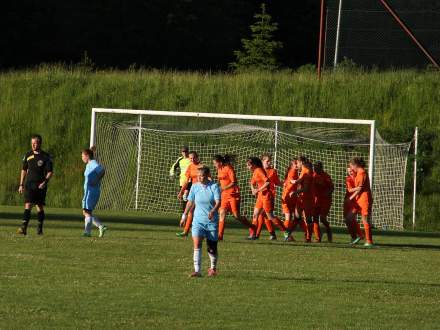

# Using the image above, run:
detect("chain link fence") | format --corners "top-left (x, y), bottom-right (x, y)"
top-left (325, 0), bottom-right (440, 68)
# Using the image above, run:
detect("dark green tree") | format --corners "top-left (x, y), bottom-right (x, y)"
top-left (231, 3), bottom-right (283, 71)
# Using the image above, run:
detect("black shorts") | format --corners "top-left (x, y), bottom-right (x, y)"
top-left (24, 182), bottom-right (47, 205)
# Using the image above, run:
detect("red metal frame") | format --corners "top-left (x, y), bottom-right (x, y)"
top-left (317, 0), bottom-right (440, 76)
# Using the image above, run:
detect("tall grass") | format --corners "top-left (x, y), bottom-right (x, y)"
top-left (1, 66), bottom-right (439, 230)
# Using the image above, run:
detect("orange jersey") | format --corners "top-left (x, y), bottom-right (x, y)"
top-left (312, 171), bottom-right (333, 202)
top-left (265, 168), bottom-right (281, 195)
top-left (217, 165), bottom-right (239, 196)
top-left (282, 167), bottom-right (298, 197)
top-left (354, 168), bottom-right (372, 203)
top-left (185, 162), bottom-right (203, 184)
top-left (251, 167), bottom-right (271, 199)
top-left (297, 166), bottom-right (313, 199)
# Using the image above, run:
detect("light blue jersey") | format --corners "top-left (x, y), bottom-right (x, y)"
top-left (187, 181), bottom-right (220, 240)
top-left (82, 160), bottom-right (104, 211)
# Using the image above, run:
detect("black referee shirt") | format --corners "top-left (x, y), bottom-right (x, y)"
top-left (22, 150), bottom-right (53, 184)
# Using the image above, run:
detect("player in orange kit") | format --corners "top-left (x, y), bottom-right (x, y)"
top-left (255, 154), bottom-right (283, 240)
top-left (177, 151), bottom-right (203, 237)
top-left (280, 158), bottom-right (299, 241)
top-left (348, 157), bottom-right (374, 247)
top-left (311, 161), bottom-right (334, 242)
top-left (246, 157), bottom-right (286, 240)
top-left (212, 154), bottom-right (256, 240)
top-left (344, 166), bottom-right (364, 244)
top-left (291, 156), bottom-right (314, 242)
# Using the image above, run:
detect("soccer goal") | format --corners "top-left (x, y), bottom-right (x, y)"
top-left (90, 108), bottom-right (411, 230)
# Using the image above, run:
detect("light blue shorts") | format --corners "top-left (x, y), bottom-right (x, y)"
top-left (82, 190), bottom-right (100, 211)
top-left (191, 221), bottom-right (218, 241)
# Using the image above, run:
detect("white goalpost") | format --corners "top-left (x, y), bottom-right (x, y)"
top-left (90, 108), bottom-right (411, 230)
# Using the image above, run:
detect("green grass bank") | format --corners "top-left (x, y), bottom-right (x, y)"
top-left (0, 66), bottom-right (439, 230)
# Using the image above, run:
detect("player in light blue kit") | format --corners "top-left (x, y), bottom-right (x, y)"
top-left (81, 147), bottom-right (107, 237)
top-left (181, 166), bottom-right (221, 277)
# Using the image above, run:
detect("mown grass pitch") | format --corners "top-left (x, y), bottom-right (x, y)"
top-left (1, 206), bottom-right (439, 329)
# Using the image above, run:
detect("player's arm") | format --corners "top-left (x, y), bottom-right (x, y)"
top-left (39, 171), bottom-right (53, 189)
top-left (38, 156), bottom-right (54, 189)
top-left (180, 200), bottom-right (194, 226)
top-left (169, 157), bottom-right (182, 178)
top-left (178, 179), bottom-right (190, 200)
top-left (180, 185), bottom-right (196, 226)
top-left (208, 200), bottom-right (221, 220)
top-left (19, 154), bottom-right (29, 194)
top-left (293, 179), bottom-right (310, 195)
top-left (327, 177), bottom-right (334, 197)
top-left (18, 170), bottom-right (27, 194)
top-left (252, 180), bottom-right (269, 196)
top-left (89, 167), bottom-right (105, 186)
top-left (208, 184), bottom-right (221, 220)
top-left (221, 169), bottom-right (237, 191)
top-left (291, 175), bottom-right (304, 185)
top-left (349, 174), bottom-right (365, 200)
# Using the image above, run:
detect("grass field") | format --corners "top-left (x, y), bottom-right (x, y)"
top-left (1, 205), bottom-right (439, 329)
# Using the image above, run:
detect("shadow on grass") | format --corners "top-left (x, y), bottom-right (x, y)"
top-left (0, 210), bottom-right (179, 227)
top-left (228, 239), bottom-right (440, 251)
top-left (243, 274), bottom-right (440, 288)
top-left (2, 209), bottom-right (440, 246)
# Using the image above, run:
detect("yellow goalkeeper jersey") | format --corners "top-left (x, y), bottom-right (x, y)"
top-left (169, 156), bottom-right (191, 187)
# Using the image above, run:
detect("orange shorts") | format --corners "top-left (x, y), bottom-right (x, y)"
top-left (297, 197), bottom-right (313, 217)
top-left (313, 199), bottom-right (331, 217)
top-left (281, 193), bottom-right (296, 214)
top-left (220, 194), bottom-right (240, 215)
top-left (353, 195), bottom-right (372, 216)
top-left (255, 195), bottom-right (274, 214)
top-left (353, 201), bottom-right (371, 216)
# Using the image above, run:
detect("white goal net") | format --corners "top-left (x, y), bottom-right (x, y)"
top-left (91, 109), bottom-right (411, 230)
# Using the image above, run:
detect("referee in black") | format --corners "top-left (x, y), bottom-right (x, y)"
top-left (17, 134), bottom-right (53, 235)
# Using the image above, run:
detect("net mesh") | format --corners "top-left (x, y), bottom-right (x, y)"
top-left (94, 113), bottom-right (410, 230)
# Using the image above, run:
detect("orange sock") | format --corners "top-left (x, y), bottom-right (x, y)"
top-left (352, 219), bottom-right (364, 239)
top-left (264, 219), bottom-right (273, 233)
top-left (218, 220), bottom-right (225, 240)
top-left (184, 211), bottom-right (193, 234)
top-left (306, 223), bottom-right (313, 241)
top-left (363, 222), bottom-right (373, 243)
top-left (273, 217), bottom-right (286, 231)
top-left (256, 214), bottom-right (265, 237)
top-left (313, 222), bottom-right (321, 241)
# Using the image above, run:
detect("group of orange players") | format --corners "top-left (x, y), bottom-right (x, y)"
top-left (175, 150), bottom-right (374, 247)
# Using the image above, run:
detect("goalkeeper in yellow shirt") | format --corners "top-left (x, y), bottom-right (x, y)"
top-left (170, 146), bottom-right (192, 212)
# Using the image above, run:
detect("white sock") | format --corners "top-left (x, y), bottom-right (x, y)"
top-left (92, 216), bottom-right (102, 228)
top-left (84, 217), bottom-right (92, 233)
top-left (193, 248), bottom-right (201, 273)
top-left (208, 252), bottom-right (217, 270)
